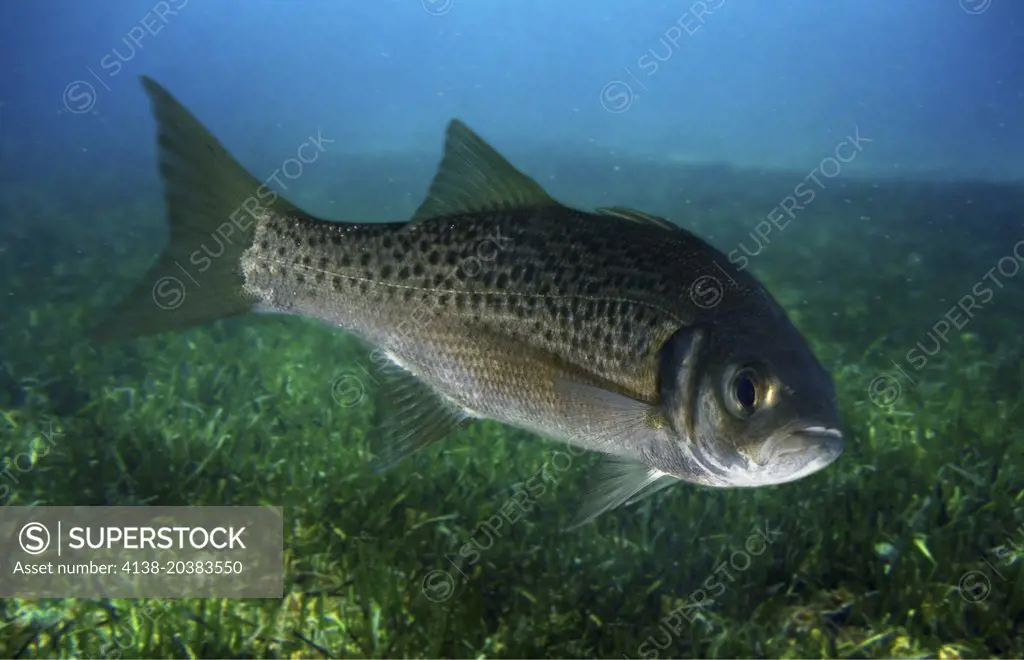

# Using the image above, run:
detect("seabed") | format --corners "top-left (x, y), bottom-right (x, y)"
top-left (1, 152), bottom-right (1022, 658)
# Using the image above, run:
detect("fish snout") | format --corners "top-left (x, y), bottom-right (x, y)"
top-left (757, 426), bottom-right (843, 474)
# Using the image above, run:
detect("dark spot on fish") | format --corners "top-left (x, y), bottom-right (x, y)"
top-left (340, 254), bottom-right (351, 267)
top-left (277, 247), bottom-right (287, 257)
top-left (446, 252), bottom-right (459, 266)
top-left (331, 234), bottom-right (342, 245)
top-left (544, 329), bottom-right (555, 342)
top-left (471, 293), bottom-right (483, 307)
top-left (398, 266), bottom-right (410, 280)
top-left (413, 263), bottom-right (425, 277)
top-left (359, 281), bottom-right (369, 294)
top-left (333, 276), bottom-right (343, 291)
top-left (360, 253), bottom-right (371, 267)
top-left (438, 293), bottom-right (451, 306)
top-left (319, 257), bottom-right (329, 270)
top-left (418, 239), bottom-right (429, 253)
top-left (428, 251), bottom-right (440, 266)
top-left (260, 240), bottom-right (268, 250)
top-left (308, 235), bottom-right (319, 248)
top-left (315, 273), bottom-right (325, 283)
top-left (382, 236), bottom-right (393, 249)
top-left (404, 289), bottom-right (414, 302)
top-left (296, 274), bottom-right (305, 284)
top-left (455, 293), bottom-right (467, 309)
top-left (433, 273), bottom-right (446, 287)
top-left (523, 264), bottom-right (536, 283)
top-left (302, 256), bottom-right (311, 267)
top-left (380, 265), bottom-right (393, 279)
top-left (496, 273), bottom-right (509, 289)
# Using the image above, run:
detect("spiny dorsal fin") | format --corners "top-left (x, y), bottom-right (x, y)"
top-left (596, 206), bottom-right (678, 231)
top-left (411, 119), bottom-right (560, 222)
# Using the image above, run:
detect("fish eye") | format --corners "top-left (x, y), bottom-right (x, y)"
top-left (726, 366), bottom-right (762, 418)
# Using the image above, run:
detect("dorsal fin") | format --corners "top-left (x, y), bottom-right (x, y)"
top-left (596, 206), bottom-right (678, 231)
top-left (411, 119), bottom-right (560, 222)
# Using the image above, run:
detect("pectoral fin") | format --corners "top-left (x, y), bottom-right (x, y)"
top-left (552, 376), bottom-right (670, 454)
top-left (550, 377), bottom-right (679, 529)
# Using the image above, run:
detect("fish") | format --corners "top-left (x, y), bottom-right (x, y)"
top-left (92, 76), bottom-right (844, 527)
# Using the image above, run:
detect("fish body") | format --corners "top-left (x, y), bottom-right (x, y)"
top-left (94, 77), bottom-right (843, 526)
top-left (245, 209), bottom-right (708, 446)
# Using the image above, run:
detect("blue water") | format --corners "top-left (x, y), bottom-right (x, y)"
top-left (1, 0), bottom-right (1021, 187)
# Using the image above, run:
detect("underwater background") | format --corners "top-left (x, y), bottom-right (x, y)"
top-left (1, 0), bottom-right (1024, 657)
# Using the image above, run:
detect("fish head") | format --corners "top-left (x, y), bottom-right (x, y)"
top-left (661, 311), bottom-right (843, 488)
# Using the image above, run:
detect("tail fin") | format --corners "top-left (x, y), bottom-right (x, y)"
top-left (89, 76), bottom-right (299, 341)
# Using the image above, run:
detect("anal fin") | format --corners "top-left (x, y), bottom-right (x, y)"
top-left (368, 356), bottom-right (470, 473)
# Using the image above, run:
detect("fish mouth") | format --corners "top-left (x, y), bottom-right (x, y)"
top-left (757, 425), bottom-right (844, 480)
top-left (686, 425), bottom-right (843, 487)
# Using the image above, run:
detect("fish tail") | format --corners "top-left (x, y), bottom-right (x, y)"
top-left (89, 76), bottom-right (295, 341)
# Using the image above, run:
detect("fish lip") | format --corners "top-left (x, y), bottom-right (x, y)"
top-left (797, 425), bottom-right (843, 440)
top-left (759, 425), bottom-right (844, 465)
top-left (788, 426), bottom-right (844, 465)
top-left (689, 425), bottom-right (843, 487)
top-left (794, 425), bottom-right (844, 458)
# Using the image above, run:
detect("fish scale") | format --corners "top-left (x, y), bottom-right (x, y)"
top-left (241, 207), bottom-right (745, 403)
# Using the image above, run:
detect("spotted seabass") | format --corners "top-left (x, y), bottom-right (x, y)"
top-left (93, 77), bottom-right (843, 526)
